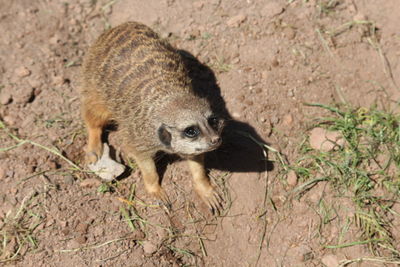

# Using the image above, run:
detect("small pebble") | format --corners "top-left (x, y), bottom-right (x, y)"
top-left (0, 167), bottom-right (5, 180)
top-left (14, 66), bottom-right (31, 78)
top-left (271, 58), bottom-right (279, 67)
top-left (74, 235), bottom-right (87, 245)
top-left (59, 220), bottom-right (68, 228)
top-left (3, 115), bottom-right (16, 126)
top-left (75, 222), bottom-right (89, 234)
top-left (263, 2), bottom-right (285, 18)
top-left (28, 77), bottom-right (42, 88)
top-left (6, 170), bottom-right (15, 179)
top-left (270, 114), bottom-right (279, 124)
top-left (193, 1), bottom-right (204, 9)
top-left (321, 254), bottom-right (339, 267)
top-left (282, 114), bottom-right (293, 126)
top-left (287, 170), bottom-right (298, 187)
top-left (232, 112), bottom-right (241, 119)
top-left (231, 57), bottom-right (240, 64)
top-left (142, 241), bottom-right (158, 255)
top-left (283, 27), bottom-right (296, 40)
top-left (80, 178), bottom-right (102, 188)
top-left (261, 71), bottom-right (268, 79)
top-left (52, 75), bottom-right (64, 86)
top-left (353, 13), bottom-right (367, 21)
top-left (13, 87), bottom-right (34, 104)
top-left (0, 91), bottom-right (12, 105)
top-left (61, 228), bottom-right (70, 236)
top-left (226, 14), bottom-right (247, 27)
top-left (45, 219), bottom-right (55, 228)
top-left (63, 175), bottom-right (75, 185)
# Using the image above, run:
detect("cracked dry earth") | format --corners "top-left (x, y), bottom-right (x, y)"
top-left (1, 0), bottom-right (400, 266)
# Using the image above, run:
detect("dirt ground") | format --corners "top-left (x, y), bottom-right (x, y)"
top-left (1, 0), bottom-right (400, 266)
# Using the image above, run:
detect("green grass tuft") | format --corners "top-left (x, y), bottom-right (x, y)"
top-left (291, 104), bottom-right (400, 257)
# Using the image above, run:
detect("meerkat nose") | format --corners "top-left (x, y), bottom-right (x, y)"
top-left (210, 136), bottom-right (221, 145)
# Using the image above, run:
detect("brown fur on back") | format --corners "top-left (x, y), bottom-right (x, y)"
top-left (81, 22), bottom-right (201, 155)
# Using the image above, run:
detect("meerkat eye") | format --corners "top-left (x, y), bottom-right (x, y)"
top-left (208, 116), bottom-right (219, 129)
top-left (183, 126), bottom-right (200, 138)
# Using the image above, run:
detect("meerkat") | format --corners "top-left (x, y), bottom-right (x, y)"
top-left (80, 22), bottom-right (224, 211)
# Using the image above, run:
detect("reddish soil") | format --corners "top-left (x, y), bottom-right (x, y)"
top-left (1, 0), bottom-right (399, 266)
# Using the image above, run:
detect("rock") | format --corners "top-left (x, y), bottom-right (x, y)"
top-left (49, 160), bottom-right (59, 169)
top-left (13, 87), bottom-right (34, 104)
top-left (49, 35), bottom-right (60, 45)
top-left (307, 180), bottom-right (326, 202)
top-left (52, 75), bottom-right (64, 86)
top-left (232, 112), bottom-right (241, 119)
top-left (142, 241), bottom-right (158, 255)
top-left (59, 220), bottom-right (68, 228)
top-left (193, 1), bottom-right (204, 9)
top-left (231, 57), bottom-right (240, 64)
top-left (0, 167), bottom-right (5, 180)
top-left (270, 114), bottom-right (280, 124)
top-left (93, 226), bottom-right (105, 237)
top-left (74, 235), bottom-right (87, 245)
top-left (14, 66), bottom-right (31, 78)
top-left (226, 14), bottom-right (247, 27)
top-left (21, 115), bottom-right (35, 129)
top-left (321, 254), bottom-right (339, 267)
top-left (309, 128), bottom-right (344, 152)
top-left (80, 178), bottom-right (102, 188)
top-left (188, 29), bottom-right (200, 39)
top-left (287, 170), bottom-right (298, 187)
top-left (0, 90), bottom-right (12, 105)
top-left (282, 114), bottom-right (293, 126)
top-left (271, 58), bottom-right (279, 67)
top-left (63, 174), bottom-right (75, 185)
top-left (263, 2), bottom-right (285, 18)
top-left (261, 71), bottom-right (268, 79)
top-left (28, 77), bottom-right (42, 88)
top-left (283, 27), bottom-right (296, 40)
top-left (75, 222), bottom-right (89, 234)
top-left (88, 143), bottom-right (125, 181)
top-left (3, 115), bottom-right (17, 126)
top-left (45, 219), bottom-right (55, 228)
top-left (353, 13), bottom-right (367, 21)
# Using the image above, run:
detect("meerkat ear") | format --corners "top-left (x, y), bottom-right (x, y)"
top-left (158, 124), bottom-right (172, 148)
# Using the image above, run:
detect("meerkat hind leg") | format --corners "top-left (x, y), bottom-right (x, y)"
top-left (187, 154), bottom-right (223, 213)
top-left (133, 153), bottom-right (170, 205)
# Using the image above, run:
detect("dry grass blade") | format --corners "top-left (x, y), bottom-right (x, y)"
top-left (0, 120), bottom-right (82, 171)
top-left (0, 191), bottom-right (42, 263)
top-left (339, 257), bottom-right (400, 266)
top-left (57, 237), bottom-right (133, 253)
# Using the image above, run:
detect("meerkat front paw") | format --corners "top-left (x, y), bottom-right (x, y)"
top-left (194, 182), bottom-right (223, 214)
top-left (146, 184), bottom-right (171, 207)
top-left (85, 143), bottom-right (103, 164)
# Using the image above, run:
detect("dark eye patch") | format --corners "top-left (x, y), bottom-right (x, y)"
top-left (208, 116), bottom-right (220, 130)
top-left (183, 126), bottom-right (200, 138)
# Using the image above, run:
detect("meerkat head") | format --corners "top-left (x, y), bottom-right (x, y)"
top-left (156, 96), bottom-right (224, 157)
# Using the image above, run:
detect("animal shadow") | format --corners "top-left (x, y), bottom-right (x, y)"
top-left (178, 50), bottom-right (273, 173)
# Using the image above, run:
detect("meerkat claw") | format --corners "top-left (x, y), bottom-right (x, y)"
top-left (150, 188), bottom-right (171, 208)
top-left (85, 151), bottom-right (99, 164)
top-left (197, 186), bottom-right (224, 215)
